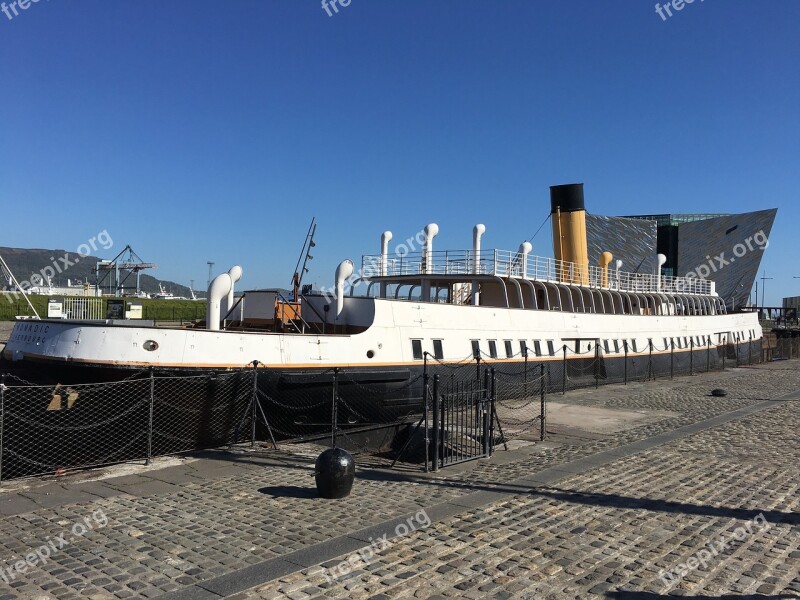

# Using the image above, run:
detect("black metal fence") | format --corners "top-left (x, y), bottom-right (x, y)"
top-left (0, 369), bottom-right (254, 481)
top-left (255, 366), bottom-right (425, 445)
top-left (493, 364), bottom-right (547, 445)
top-left (535, 337), bottom-right (761, 394)
top-left (0, 357), bottom-right (550, 481)
top-left (431, 374), bottom-right (492, 470)
top-left (0, 337), bottom-right (761, 481)
top-left (424, 365), bottom-right (547, 472)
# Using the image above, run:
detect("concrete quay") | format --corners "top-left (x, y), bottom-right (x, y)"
top-left (0, 362), bottom-right (797, 599)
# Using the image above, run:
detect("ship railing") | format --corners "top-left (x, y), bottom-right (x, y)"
top-left (361, 250), bottom-right (713, 296)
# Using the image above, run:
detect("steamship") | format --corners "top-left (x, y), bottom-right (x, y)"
top-left (2, 184), bottom-right (763, 418)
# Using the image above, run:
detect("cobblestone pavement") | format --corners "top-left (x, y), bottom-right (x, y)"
top-left (238, 398), bottom-right (800, 599)
top-left (0, 362), bottom-right (796, 599)
top-left (425, 363), bottom-right (800, 493)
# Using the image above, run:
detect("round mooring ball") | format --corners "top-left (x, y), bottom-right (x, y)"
top-left (711, 388), bottom-right (728, 397)
top-left (314, 448), bottom-right (355, 499)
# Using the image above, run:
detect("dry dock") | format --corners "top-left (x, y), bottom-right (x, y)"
top-left (0, 362), bottom-right (798, 599)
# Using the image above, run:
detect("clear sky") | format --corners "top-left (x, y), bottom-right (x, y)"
top-left (1, 1), bottom-right (798, 303)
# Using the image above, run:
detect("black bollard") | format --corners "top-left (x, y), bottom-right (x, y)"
top-left (314, 448), bottom-right (355, 499)
top-left (711, 388), bottom-right (728, 397)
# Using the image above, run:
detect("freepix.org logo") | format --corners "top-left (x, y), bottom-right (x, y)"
top-left (321, 0), bottom-right (353, 18)
top-left (3, 229), bottom-right (113, 303)
top-left (321, 509), bottom-right (431, 583)
top-left (658, 513), bottom-right (770, 589)
top-left (1, 0), bottom-right (46, 23)
top-left (679, 229), bottom-right (768, 289)
top-left (0, 508), bottom-right (108, 584)
top-left (655, 0), bottom-right (705, 22)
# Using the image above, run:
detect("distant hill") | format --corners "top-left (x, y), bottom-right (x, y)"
top-left (0, 246), bottom-right (195, 297)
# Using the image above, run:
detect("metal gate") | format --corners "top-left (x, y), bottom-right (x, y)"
top-left (64, 297), bottom-right (104, 320)
top-left (430, 372), bottom-right (495, 471)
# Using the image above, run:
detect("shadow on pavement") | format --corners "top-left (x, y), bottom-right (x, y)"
top-left (532, 486), bottom-right (800, 526)
top-left (197, 450), bottom-right (799, 528)
top-left (607, 592), bottom-right (795, 599)
top-left (258, 485), bottom-right (318, 499)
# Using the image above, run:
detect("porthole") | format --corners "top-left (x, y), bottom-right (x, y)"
top-left (366, 350), bottom-right (375, 359)
top-left (143, 340), bottom-right (159, 352)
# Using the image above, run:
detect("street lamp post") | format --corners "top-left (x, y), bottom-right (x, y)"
top-left (759, 271), bottom-right (773, 309)
top-left (207, 262), bottom-right (215, 290)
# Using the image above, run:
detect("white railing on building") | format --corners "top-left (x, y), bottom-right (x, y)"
top-left (361, 249), bottom-right (713, 296)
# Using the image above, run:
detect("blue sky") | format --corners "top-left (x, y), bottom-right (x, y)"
top-left (1, 1), bottom-right (798, 303)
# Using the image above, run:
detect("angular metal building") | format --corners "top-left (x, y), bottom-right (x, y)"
top-left (586, 209), bottom-right (777, 311)
top-left (676, 210), bottom-right (776, 309)
top-left (585, 215), bottom-right (658, 276)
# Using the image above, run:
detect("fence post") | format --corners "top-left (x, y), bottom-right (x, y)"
top-left (649, 340), bottom-right (654, 381)
top-left (623, 341), bottom-right (628, 385)
top-left (422, 353), bottom-right (429, 409)
top-left (690, 338), bottom-right (694, 376)
top-left (423, 353), bottom-right (430, 472)
top-left (523, 349), bottom-right (528, 397)
top-left (670, 340), bottom-right (674, 379)
top-left (562, 345), bottom-right (567, 395)
top-left (475, 351), bottom-right (481, 383)
top-left (250, 361), bottom-right (259, 448)
top-left (331, 368), bottom-right (339, 448)
top-left (0, 374), bottom-right (5, 484)
top-left (432, 374), bottom-right (440, 472)
top-left (540, 364), bottom-right (546, 442)
top-left (146, 367), bottom-right (154, 466)
top-left (722, 339), bottom-right (726, 370)
top-left (749, 333), bottom-right (753, 365)
top-left (706, 339), bottom-right (710, 373)
top-left (484, 368), bottom-right (494, 458)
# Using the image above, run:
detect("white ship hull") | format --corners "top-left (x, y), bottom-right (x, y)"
top-left (3, 296), bottom-right (761, 374)
top-left (0, 181), bottom-right (766, 423)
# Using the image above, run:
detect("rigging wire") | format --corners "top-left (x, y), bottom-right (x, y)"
top-left (527, 213), bottom-right (551, 243)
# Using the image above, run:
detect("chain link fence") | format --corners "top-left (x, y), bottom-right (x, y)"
top-left (493, 366), bottom-right (547, 445)
top-left (0, 369), bottom-right (254, 481)
top-left (0, 337), bottom-right (762, 481)
top-left (424, 353), bottom-right (548, 444)
top-left (544, 337), bottom-right (762, 393)
top-left (0, 364), bottom-right (435, 481)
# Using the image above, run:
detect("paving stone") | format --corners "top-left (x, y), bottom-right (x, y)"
top-left (232, 364), bottom-right (800, 599)
top-left (0, 363), bottom-right (798, 599)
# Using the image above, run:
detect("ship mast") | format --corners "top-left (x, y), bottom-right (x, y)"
top-left (291, 218), bottom-right (317, 299)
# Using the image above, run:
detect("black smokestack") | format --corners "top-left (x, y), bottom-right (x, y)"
top-left (550, 183), bottom-right (585, 214)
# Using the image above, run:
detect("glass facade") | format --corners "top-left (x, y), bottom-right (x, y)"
top-left (623, 214), bottom-right (731, 227)
top-left (620, 213), bottom-right (732, 278)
